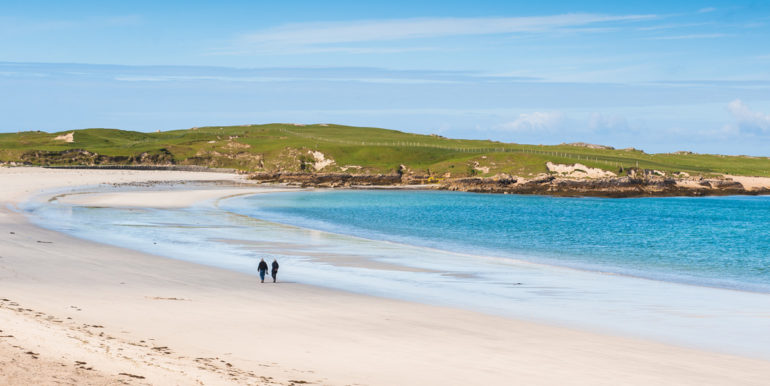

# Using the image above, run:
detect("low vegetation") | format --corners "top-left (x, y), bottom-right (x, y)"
top-left (2, 123), bottom-right (769, 178)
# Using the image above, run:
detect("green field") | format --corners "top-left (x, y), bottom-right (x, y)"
top-left (2, 123), bottom-right (769, 178)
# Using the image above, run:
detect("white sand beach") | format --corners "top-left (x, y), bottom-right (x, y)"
top-left (2, 167), bottom-right (770, 385)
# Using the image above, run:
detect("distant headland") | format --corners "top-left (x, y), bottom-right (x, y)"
top-left (3, 123), bottom-right (769, 197)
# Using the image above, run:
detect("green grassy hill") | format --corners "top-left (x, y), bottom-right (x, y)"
top-left (2, 123), bottom-right (769, 178)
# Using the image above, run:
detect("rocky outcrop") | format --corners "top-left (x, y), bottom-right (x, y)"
top-left (307, 151), bottom-right (335, 171)
top-left (53, 132), bottom-right (75, 143)
top-left (20, 149), bottom-right (174, 166)
top-left (546, 162), bottom-right (616, 178)
top-left (249, 172), bottom-right (402, 187)
top-left (184, 151), bottom-right (263, 170)
top-left (441, 175), bottom-right (761, 197)
top-left (562, 142), bottom-right (614, 150)
top-left (44, 165), bottom-right (238, 173)
top-left (246, 171), bottom-right (766, 197)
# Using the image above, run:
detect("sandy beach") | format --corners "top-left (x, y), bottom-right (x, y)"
top-left (2, 168), bottom-right (770, 385)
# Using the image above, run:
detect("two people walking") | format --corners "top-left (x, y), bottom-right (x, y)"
top-left (258, 258), bottom-right (279, 283)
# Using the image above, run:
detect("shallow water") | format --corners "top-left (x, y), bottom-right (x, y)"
top-left (23, 188), bottom-right (770, 359)
top-left (224, 190), bottom-right (770, 293)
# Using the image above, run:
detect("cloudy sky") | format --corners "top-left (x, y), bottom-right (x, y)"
top-left (1, 0), bottom-right (770, 155)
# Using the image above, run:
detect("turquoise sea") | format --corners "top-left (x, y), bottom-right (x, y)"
top-left (23, 187), bottom-right (770, 359)
top-left (224, 191), bottom-right (770, 292)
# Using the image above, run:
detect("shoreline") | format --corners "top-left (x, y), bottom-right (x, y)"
top-left (35, 184), bottom-right (770, 297)
top-left (8, 164), bottom-right (770, 198)
top-left (2, 168), bottom-right (770, 385)
top-left (248, 171), bottom-right (770, 198)
top-left (215, 190), bottom-right (769, 295)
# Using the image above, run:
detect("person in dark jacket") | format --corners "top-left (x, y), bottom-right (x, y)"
top-left (258, 258), bottom-right (268, 283)
top-left (271, 259), bottom-right (279, 283)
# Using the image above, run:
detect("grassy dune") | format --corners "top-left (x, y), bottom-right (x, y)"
top-left (2, 123), bottom-right (769, 178)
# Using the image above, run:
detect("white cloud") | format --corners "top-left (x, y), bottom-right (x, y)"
top-left (698, 7), bottom-right (717, 14)
top-left (501, 111), bottom-right (566, 132)
top-left (498, 111), bottom-right (639, 137)
top-left (588, 113), bottom-right (629, 131)
top-left (726, 99), bottom-right (770, 134)
top-left (233, 13), bottom-right (656, 52)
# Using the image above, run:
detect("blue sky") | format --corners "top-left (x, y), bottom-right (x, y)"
top-left (1, 0), bottom-right (770, 155)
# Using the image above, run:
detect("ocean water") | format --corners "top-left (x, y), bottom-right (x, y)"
top-left (223, 190), bottom-right (770, 292)
top-left (22, 188), bottom-right (770, 359)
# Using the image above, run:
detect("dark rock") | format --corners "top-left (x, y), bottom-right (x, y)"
top-left (249, 172), bottom-right (402, 187)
